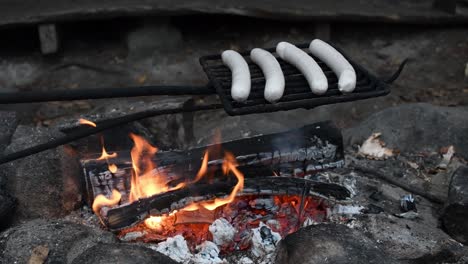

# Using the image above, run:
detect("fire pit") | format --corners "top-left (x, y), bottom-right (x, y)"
top-left (75, 120), bottom-right (353, 262)
top-left (1, 29), bottom-right (467, 263)
top-left (1, 103), bottom-right (468, 264)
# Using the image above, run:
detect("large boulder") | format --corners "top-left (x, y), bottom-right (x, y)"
top-left (357, 213), bottom-right (466, 261)
top-left (0, 111), bottom-right (18, 155)
top-left (344, 103), bottom-right (468, 159)
top-left (71, 243), bottom-right (178, 264)
top-left (1, 125), bottom-right (83, 222)
top-left (442, 166), bottom-right (468, 245)
top-left (0, 192), bottom-right (16, 231)
top-left (275, 224), bottom-right (397, 264)
top-left (0, 219), bottom-right (117, 264)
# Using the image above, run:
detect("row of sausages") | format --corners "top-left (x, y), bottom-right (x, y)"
top-left (222, 39), bottom-right (357, 103)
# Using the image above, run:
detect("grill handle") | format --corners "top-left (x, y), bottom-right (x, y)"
top-left (384, 59), bottom-right (409, 84)
top-left (0, 85), bottom-right (215, 104)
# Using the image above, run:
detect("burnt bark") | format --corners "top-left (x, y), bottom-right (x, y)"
top-left (82, 121), bottom-right (344, 206)
top-left (105, 177), bottom-right (350, 230)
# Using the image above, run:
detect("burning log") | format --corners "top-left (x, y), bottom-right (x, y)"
top-left (105, 177), bottom-right (350, 230)
top-left (81, 121), bottom-right (344, 206)
top-left (79, 121), bottom-right (347, 230)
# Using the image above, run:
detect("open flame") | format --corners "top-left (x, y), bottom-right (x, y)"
top-left (79, 118), bottom-right (97, 127)
top-left (91, 131), bottom-right (245, 230)
top-left (92, 189), bottom-right (121, 214)
top-left (89, 132), bottom-right (333, 257)
top-left (128, 133), bottom-right (183, 202)
top-left (182, 152), bottom-right (244, 211)
top-left (98, 137), bottom-right (118, 173)
top-left (78, 118), bottom-right (118, 173)
top-left (144, 216), bottom-right (164, 231)
top-left (97, 146), bottom-right (117, 160)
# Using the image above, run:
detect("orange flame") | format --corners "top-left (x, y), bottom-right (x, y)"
top-left (108, 164), bottom-right (118, 173)
top-left (97, 146), bottom-right (117, 160)
top-left (92, 189), bottom-right (121, 214)
top-left (193, 151), bottom-right (209, 183)
top-left (90, 131), bottom-right (245, 229)
top-left (79, 118), bottom-right (97, 127)
top-left (97, 137), bottom-right (118, 173)
top-left (200, 152), bottom-right (244, 210)
top-left (145, 216), bottom-right (164, 231)
top-left (182, 151), bottom-right (245, 212)
top-left (128, 133), bottom-right (184, 203)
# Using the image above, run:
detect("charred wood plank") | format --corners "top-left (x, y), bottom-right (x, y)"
top-left (81, 121), bottom-right (344, 205)
top-left (105, 177), bottom-right (350, 230)
top-left (105, 180), bottom-right (235, 230)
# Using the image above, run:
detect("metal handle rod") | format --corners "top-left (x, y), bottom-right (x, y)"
top-left (0, 103), bottom-right (223, 165)
top-left (0, 85), bottom-right (214, 104)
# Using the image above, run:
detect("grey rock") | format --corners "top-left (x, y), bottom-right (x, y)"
top-left (0, 192), bottom-right (16, 231)
top-left (127, 18), bottom-right (183, 59)
top-left (356, 213), bottom-right (465, 261)
top-left (442, 166), bottom-right (468, 245)
top-left (71, 243), bottom-right (178, 264)
top-left (330, 165), bottom-right (468, 262)
top-left (410, 247), bottom-right (468, 264)
top-left (344, 103), bottom-right (468, 159)
top-left (346, 152), bottom-right (463, 205)
top-left (38, 23), bottom-right (59, 55)
top-left (0, 219), bottom-right (117, 264)
top-left (1, 125), bottom-right (82, 222)
top-left (1, 0), bottom-right (467, 28)
top-left (0, 111), bottom-right (18, 157)
top-left (275, 224), bottom-right (397, 264)
top-left (0, 60), bottom-right (41, 88)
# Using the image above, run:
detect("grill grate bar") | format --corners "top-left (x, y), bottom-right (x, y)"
top-left (201, 43), bottom-right (389, 115)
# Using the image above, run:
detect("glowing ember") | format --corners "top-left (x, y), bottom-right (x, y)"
top-left (87, 129), bottom-right (335, 259)
top-left (92, 189), bottom-right (121, 215)
top-left (118, 194), bottom-right (329, 252)
top-left (78, 118), bottom-right (97, 127)
top-left (145, 216), bottom-right (164, 231)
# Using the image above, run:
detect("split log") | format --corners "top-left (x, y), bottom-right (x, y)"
top-left (81, 121), bottom-right (344, 206)
top-left (105, 177), bottom-right (350, 230)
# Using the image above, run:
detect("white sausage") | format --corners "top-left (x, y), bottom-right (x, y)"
top-left (276, 41), bottom-right (328, 95)
top-left (309, 39), bottom-right (356, 93)
top-left (250, 48), bottom-right (285, 103)
top-left (221, 50), bottom-right (251, 102)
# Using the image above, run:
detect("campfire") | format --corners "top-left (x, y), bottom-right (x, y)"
top-left (0, 5), bottom-right (467, 263)
top-left (79, 120), bottom-right (350, 262)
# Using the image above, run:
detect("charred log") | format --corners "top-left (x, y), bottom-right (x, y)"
top-left (105, 177), bottom-right (350, 230)
top-left (81, 121), bottom-right (344, 206)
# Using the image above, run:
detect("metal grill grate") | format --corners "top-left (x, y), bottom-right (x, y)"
top-left (200, 43), bottom-right (390, 116)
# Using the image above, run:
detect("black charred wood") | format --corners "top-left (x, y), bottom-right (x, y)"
top-left (81, 121), bottom-right (344, 206)
top-left (106, 179), bottom-right (236, 230)
top-left (105, 177), bottom-right (350, 230)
